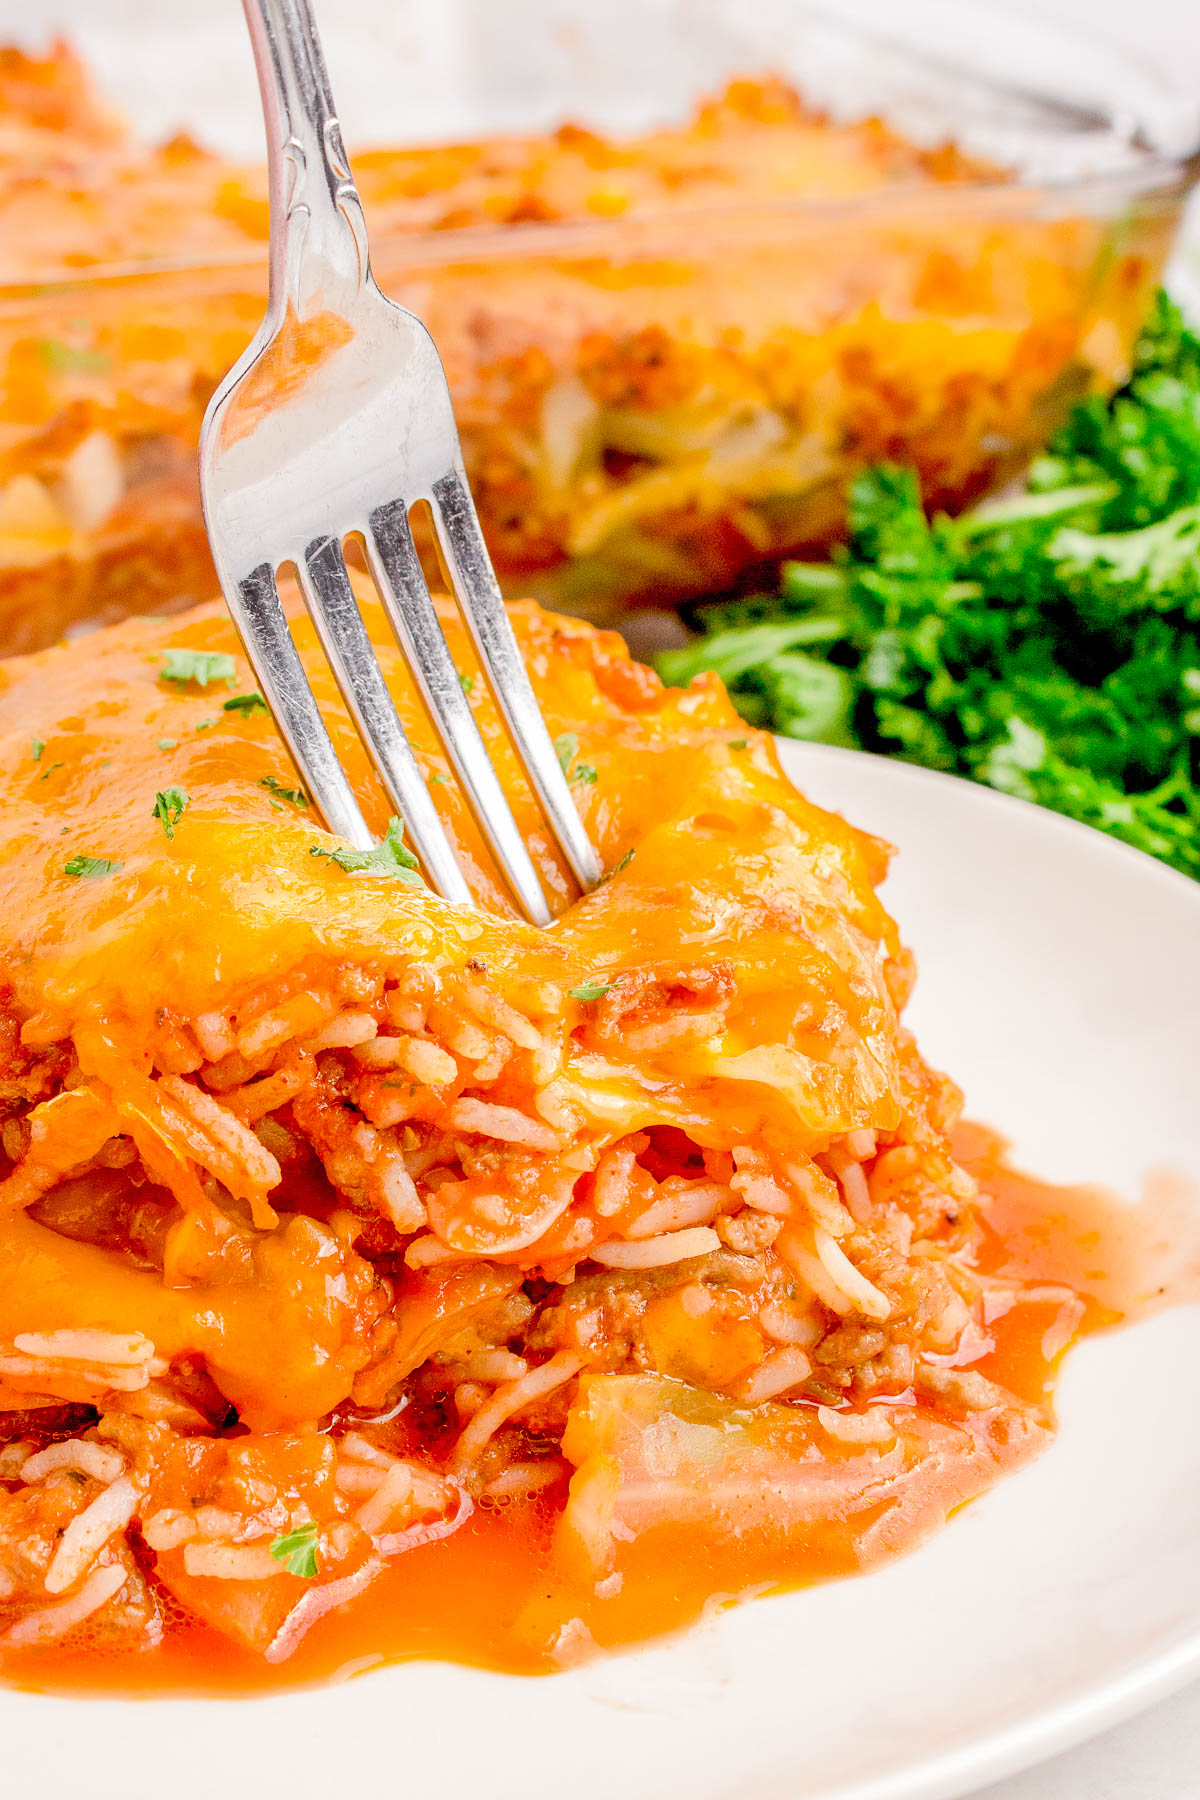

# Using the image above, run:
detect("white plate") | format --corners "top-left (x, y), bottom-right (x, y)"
top-left (4, 745), bottom-right (1199, 1800)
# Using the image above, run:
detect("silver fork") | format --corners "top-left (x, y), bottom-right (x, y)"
top-left (198, 0), bottom-right (602, 925)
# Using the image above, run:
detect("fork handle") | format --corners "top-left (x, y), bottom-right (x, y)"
top-left (242, 0), bottom-right (370, 319)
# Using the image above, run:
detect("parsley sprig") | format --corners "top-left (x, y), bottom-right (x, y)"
top-left (269, 1521), bottom-right (320, 1579)
top-left (151, 787), bottom-right (189, 841)
top-left (65, 854), bottom-right (122, 879)
top-left (309, 816), bottom-right (422, 884)
top-left (661, 290), bottom-right (1200, 880)
top-left (260, 775), bottom-right (308, 808)
top-left (554, 732), bottom-right (598, 787)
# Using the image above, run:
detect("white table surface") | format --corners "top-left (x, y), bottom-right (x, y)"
top-left (976, 1679), bottom-right (1200, 1800)
top-left (0, 0), bottom-right (1198, 1791)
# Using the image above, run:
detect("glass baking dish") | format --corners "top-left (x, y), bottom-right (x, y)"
top-left (1, 0), bottom-right (1197, 650)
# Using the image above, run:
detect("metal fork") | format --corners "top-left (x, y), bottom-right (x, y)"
top-left (198, 0), bottom-right (602, 925)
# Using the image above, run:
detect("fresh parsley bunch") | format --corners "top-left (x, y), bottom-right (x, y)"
top-left (660, 291), bottom-right (1200, 878)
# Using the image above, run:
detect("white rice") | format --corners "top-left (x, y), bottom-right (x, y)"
top-left (0, 1351), bottom-right (150, 1393)
top-left (306, 1011), bottom-right (378, 1050)
top-left (340, 1433), bottom-right (393, 1469)
top-left (590, 1226), bottom-right (721, 1270)
top-left (236, 993), bottom-right (336, 1060)
top-left (461, 1349), bottom-right (529, 1384)
top-left (45, 1475), bottom-right (140, 1594)
top-left (335, 1465), bottom-right (386, 1497)
top-left (141, 1508), bottom-right (198, 1551)
top-left (5, 1562), bottom-right (128, 1646)
top-left (193, 1011), bottom-right (235, 1061)
top-left (783, 1156), bottom-right (854, 1237)
top-left (13, 1330), bottom-right (153, 1368)
top-left (396, 1036), bottom-right (459, 1086)
top-left (814, 1229), bottom-right (891, 1321)
top-left (776, 1229), bottom-right (853, 1315)
top-left (459, 983), bottom-right (547, 1055)
top-left (591, 1142), bottom-right (640, 1218)
top-left (625, 1178), bottom-right (727, 1240)
top-left (730, 1147), bottom-right (792, 1217)
top-left (159, 1074), bottom-right (282, 1194)
top-left (483, 1461), bottom-right (564, 1499)
top-left (817, 1404), bottom-right (897, 1444)
top-left (404, 1235), bottom-right (459, 1269)
top-left (453, 1351), bottom-right (583, 1469)
top-left (183, 1541), bottom-right (284, 1580)
top-left (758, 1303), bottom-right (822, 1348)
top-left (354, 1464), bottom-right (416, 1536)
top-left (22, 1440), bottom-right (125, 1485)
top-left (736, 1346), bottom-right (813, 1404)
top-left (446, 1098), bottom-right (561, 1153)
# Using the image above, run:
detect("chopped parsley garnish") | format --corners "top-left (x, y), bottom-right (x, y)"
top-left (36, 339), bottom-right (111, 375)
top-left (157, 739), bottom-right (178, 752)
top-left (568, 981), bottom-right (611, 1001)
top-left (459, 672), bottom-right (475, 696)
top-left (429, 771), bottom-right (449, 787)
top-left (160, 649), bottom-right (237, 688)
top-left (660, 289), bottom-right (1200, 881)
top-left (260, 775), bottom-right (308, 807)
top-left (223, 691), bottom-right (268, 716)
top-left (600, 847), bottom-right (635, 883)
top-left (728, 738), bottom-right (749, 750)
top-left (308, 816), bottom-right (422, 884)
top-left (39, 762), bottom-right (65, 781)
top-left (151, 787), bottom-right (188, 841)
top-left (30, 738), bottom-right (44, 763)
top-left (64, 854), bottom-right (122, 879)
top-left (554, 732), bottom-right (598, 787)
top-left (269, 1521), bottom-right (319, 1579)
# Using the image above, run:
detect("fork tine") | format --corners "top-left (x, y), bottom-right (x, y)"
top-left (227, 561), bottom-right (375, 850)
top-left (298, 535), bottom-right (475, 909)
top-left (364, 499), bottom-right (553, 926)
top-left (429, 469), bottom-right (605, 892)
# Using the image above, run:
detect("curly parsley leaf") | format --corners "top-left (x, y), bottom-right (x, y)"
top-left (308, 816), bottom-right (422, 884)
top-left (554, 732), bottom-right (598, 787)
top-left (568, 981), bottom-right (611, 1001)
top-left (64, 854), bottom-right (122, 879)
top-left (160, 649), bottom-right (237, 689)
top-left (660, 289), bottom-right (1200, 881)
top-left (260, 775), bottom-right (308, 808)
top-left (151, 787), bottom-right (189, 841)
top-left (269, 1521), bottom-right (319, 1579)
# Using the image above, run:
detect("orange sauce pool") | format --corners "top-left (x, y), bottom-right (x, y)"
top-left (5, 1125), bottom-right (1187, 1700)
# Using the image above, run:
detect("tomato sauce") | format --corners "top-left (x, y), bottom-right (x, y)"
top-left (7, 1124), bottom-right (1187, 1700)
